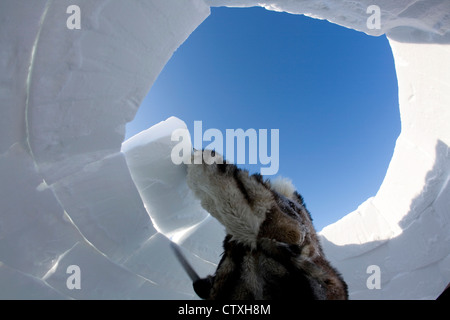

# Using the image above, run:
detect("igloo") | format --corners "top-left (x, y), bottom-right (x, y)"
top-left (0, 0), bottom-right (449, 299)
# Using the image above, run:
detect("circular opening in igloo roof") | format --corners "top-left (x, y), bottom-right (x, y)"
top-left (125, 7), bottom-right (400, 231)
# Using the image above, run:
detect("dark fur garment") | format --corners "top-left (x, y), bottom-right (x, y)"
top-left (186, 150), bottom-right (348, 300)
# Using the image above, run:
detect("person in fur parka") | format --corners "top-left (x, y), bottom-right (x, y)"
top-left (186, 150), bottom-right (348, 300)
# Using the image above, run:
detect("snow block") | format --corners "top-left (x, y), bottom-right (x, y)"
top-left (320, 198), bottom-right (394, 251)
top-left (44, 241), bottom-right (183, 300)
top-left (205, 0), bottom-right (450, 39)
top-left (0, 0), bottom-right (49, 154)
top-left (122, 117), bottom-right (209, 236)
top-left (385, 207), bottom-right (450, 274)
top-left (0, 262), bottom-right (67, 300)
top-left (0, 144), bottom-right (83, 279)
top-left (177, 216), bottom-right (226, 266)
top-left (123, 233), bottom-right (216, 298)
top-left (52, 152), bottom-right (157, 262)
top-left (433, 177), bottom-right (450, 226)
top-left (380, 263), bottom-right (447, 300)
top-left (26, 0), bottom-right (210, 184)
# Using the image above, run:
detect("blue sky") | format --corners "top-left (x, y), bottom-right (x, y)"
top-left (125, 7), bottom-right (400, 231)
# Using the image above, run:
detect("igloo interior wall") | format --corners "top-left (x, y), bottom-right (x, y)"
top-left (1, 0), bottom-right (449, 299)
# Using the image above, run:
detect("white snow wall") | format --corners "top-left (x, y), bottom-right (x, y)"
top-left (0, 0), bottom-right (449, 299)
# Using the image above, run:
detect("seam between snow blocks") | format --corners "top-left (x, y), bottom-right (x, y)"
top-left (24, 0), bottom-right (53, 170)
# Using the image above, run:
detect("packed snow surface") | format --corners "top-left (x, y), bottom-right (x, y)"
top-left (1, 0), bottom-right (449, 299)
